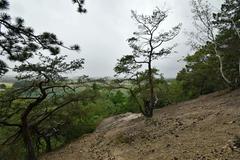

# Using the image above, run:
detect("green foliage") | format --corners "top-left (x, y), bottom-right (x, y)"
top-left (190, 0), bottom-right (240, 88)
top-left (72, 0), bottom-right (87, 13)
top-left (0, 84), bottom-right (6, 89)
top-left (107, 90), bottom-right (128, 114)
top-left (0, 81), bottom-right (142, 159)
top-left (177, 45), bottom-right (228, 98)
top-left (0, 0), bottom-right (83, 77)
top-left (181, 0), bottom-right (240, 96)
top-left (0, 142), bottom-right (26, 160)
top-left (214, 20), bottom-right (240, 87)
top-left (0, 1), bottom-right (86, 159)
top-left (166, 80), bottom-right (185, 103)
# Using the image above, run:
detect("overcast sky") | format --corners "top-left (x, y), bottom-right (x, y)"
top-left (8, 0), bottom-right (223, 78)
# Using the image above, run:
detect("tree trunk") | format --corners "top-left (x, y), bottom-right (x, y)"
top-left (214, 45), bottom-right (232, 86)
top-left (238, 57), bottom-right (240, 87)
top-left (21, 119), bottom-right (37, 160)
top-left (238, 57), bottom-right (240, 78)
top-left (147, 60), bottom-right (154, 117)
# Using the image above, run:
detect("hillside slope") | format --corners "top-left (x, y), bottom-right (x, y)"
top-left (41, 89), bottom-right (240, 160)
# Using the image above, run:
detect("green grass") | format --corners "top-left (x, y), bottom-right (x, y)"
top-left (0, 82), bottom-right (13, 88)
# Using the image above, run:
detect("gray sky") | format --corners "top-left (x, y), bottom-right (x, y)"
top-left (8, 0), bottom-right (222, 78)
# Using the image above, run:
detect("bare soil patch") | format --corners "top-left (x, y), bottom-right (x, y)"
top-left (41, 89), bottom-right (240, 160)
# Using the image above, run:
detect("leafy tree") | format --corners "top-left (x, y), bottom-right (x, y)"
top-left (107, 90), bottom-right (127, 114)
top-left (0, 0), bottom-right (86, 77)
top-left (189, 0), bottom-right (240, 88)
top-left (32, 87), bottom-right (96, 154)
top-left (0, 0), bottom-right (88, 159)
top-left (114, 8), bottom-right (181, 117)
top-left (0, 53), bottom-right (86, 159)
top-left (213, 0), bottom-right (240, 39)
top-left (213, 0), bottom-right (240, 87)
top-left (167, 80), bottom-right (186, 103)
top-left (189, 0), bottom-right (231, 85)
top-left (177, 44), bottom-right (227, 98)
top-left (0, 83), bottom-right (6, 89)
